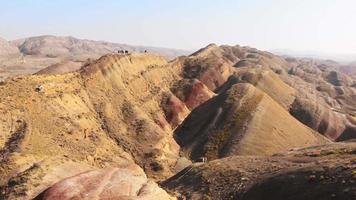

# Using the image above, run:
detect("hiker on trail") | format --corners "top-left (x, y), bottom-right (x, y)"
top-left (35, 85), bottom-right (44, 93)
top-left (199, 157), bottom-right (207, 163)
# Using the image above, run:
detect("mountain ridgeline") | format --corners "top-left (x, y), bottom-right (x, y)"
top-left (0, 35), bottom-right (190, 81)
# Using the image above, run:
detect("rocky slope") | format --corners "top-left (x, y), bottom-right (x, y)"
top-left (163, 142), bottom-right (356, 200)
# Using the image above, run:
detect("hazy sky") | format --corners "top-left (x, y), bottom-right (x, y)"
top-left (1, 0), bottom-right (356, 54)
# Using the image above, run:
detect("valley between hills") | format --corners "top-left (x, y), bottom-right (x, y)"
top-left (0, 36), bottom-right (355, 200)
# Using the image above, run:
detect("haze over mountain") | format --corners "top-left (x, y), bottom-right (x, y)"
top-left (272, 49), bottom-right (356, 63)
top-left (2, 1), bottom-right (356, 54)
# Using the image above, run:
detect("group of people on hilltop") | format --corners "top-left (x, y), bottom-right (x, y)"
top-left (117, 50), bottom-right (129, 54)
top-left (117, 50), bottom-right (148, 54)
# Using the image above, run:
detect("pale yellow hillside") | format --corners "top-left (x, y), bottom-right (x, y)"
top-left (0, 53), bottom-right (188, 199)
top-left (233, 85), bottom-right (330, 156)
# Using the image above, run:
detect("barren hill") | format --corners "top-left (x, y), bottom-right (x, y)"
top-left (174, 83), bottom-right (329, 161)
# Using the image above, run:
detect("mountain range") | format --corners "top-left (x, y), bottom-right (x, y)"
top-left (0, 37), bottom-right (355, 200)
